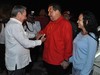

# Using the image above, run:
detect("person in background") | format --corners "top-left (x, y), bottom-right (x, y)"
top-left (63, 10), bottom-right (79, 75)
top-left (24, 13), bottom-right (41, 35)
top-left (63, 10), bottom-right (79, 39)
top-left (36, 3), bottom-right (73, 75)
top-left (95, 26), bottom-right (100, 58)
top-left (35, 9), bottom-right (50, 64)
top-left (63, 10), bottom-right (71, 20)
top-left (0, 19), bottom-right (6, 73)
top-left (23, 12), bottom-right (41, 73)
top-left (5, 5), bottom-right (46, 75)
top-left (35, 9), bottom-right (50, 30)
top-left (0, 7), bottom-right (10, 73)
top-left (69, 11), bottom-right (98, 75)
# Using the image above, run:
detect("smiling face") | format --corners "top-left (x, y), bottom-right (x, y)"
top-left (77, 13), bottom-right (88, 34)
top-left (48, 6), bottom-right (57, 21)
top-left (77, 14), bottom-right (84, 29)
top-left (48, 6), bottom-right (61, 21)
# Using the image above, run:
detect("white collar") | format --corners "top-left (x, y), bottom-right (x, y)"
top-left (10, 18), bottom-right (22, 25)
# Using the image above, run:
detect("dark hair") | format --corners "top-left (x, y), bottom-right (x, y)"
top-left (81, 11), bottom-right (98, 35)
top-left (48, 3), bottom-right (62, 13)
top-left (81, 11), bottom-right (99, 43)
top-left (11, 5), bottom-right (26, 17)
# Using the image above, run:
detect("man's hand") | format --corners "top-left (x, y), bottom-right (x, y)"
top-left (36, 33), bottom-right (44, 40)
top-left (60, 60), bottom-right (69, 69)
top-left (40, 34), bottom-right (46, 42)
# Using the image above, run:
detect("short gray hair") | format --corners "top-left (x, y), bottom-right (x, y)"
top-left (11, 5), bottom-right (26, 17)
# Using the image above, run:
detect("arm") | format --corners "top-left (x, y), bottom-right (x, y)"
top-left (12, 24), bottom-right (42, 48)
top-left (64, 22), bottom-right (73, 61)
top-left (36, 22), bottom-right (49, 39)
top-left (61, 21), bottom-right (73, 69)
top-left (25, 32), bottom-right (35, 38)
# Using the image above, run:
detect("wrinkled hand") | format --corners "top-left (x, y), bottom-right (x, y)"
top-left (40, 34), bottom-right (46, 42)
top-left (36, 33), bottom-right (44, 40)
top-left (61, 60), bottom-right (69, 69)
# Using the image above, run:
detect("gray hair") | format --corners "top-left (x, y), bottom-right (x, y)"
top-left (11, 5), bottom-right (26, 17)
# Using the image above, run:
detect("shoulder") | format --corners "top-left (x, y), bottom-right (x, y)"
top-left (6, 20), bottom-right (20, 30)
top-left (88, 33), bottom-right (97, 41)
top-left (61, 17), bottom-right (72, 26)
top-left (62, 20), bottom-right (72, 30)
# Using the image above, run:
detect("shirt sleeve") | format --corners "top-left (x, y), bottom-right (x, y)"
top-left (38, 23), bottom-right (48, 34)
top-left (25, 32), bottom-right (35, 38)
top-left (63, 21), bottom-right (73, 61)
top-left (12, 24), bottom-right (42, 48)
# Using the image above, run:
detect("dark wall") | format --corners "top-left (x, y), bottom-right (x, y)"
top-left (0, 0), bottom-right (100, 24)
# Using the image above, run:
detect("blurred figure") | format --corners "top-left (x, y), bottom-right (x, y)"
top-left (63, 10), bottom-right (71, 20)
top-left (23, 13), bottom-right (41, 73)
top-left (63, 10), bottom-right (79, 39)
top-left (24, 13), bottom-right (41, 35)
top-left (95, 26), bottom-right (100, 58)
top-left (63, 10), bottom-right (79, 75)
top-left (0, 19), bottom-right (6, 73)
top-left (36, 3), bottom-right (73, 75)
top-left (35, 9), bottom-right (50, 64)
top-left (69, 11), bottom-right (98, 75)
top-left (5, 5), bottom-right (46, 75)
top-left (0, 7), bottom-right (10, 73)
top-left (92, 26), bottom-right (100, 75)
top-left (35, 9), bottom-right (50, 30)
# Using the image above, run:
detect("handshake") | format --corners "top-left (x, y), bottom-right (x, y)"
top-left (36, 34), bottom-right (46, 42)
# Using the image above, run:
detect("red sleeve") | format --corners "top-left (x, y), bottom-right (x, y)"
top-left (39, 23), bottom-right (48, 34)
top-left (39, 21), bottom-right (51, 35)
top-left (63, 21), bottom-right (73, 61)
top-left (39, 29), bottom-right (45, 34)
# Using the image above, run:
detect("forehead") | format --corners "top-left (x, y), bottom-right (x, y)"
top-left (48, 6), bottom-right (53, 11)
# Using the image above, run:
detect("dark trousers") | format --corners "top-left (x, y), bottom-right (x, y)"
top-left (0, 44), bottom-right (6, 70)
top-left (43, 61), bottom-right (66, 75)
top-left (25, 46), bottom-right (40, 73)
top-left (8, 65), bottom-right (25, 75)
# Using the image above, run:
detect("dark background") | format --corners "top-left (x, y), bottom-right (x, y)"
top-left (0, 0), bottom-right (100, 24)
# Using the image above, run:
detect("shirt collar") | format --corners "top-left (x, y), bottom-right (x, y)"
top-left (52, 16), bottom-right (64, 23)
top-left (10, 18), bottom-right (22, 25)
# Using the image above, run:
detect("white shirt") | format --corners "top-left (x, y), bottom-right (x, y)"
top-left (24, 21), bottom-right (41, 35)
top-left (5, 18), bottom-right (42, 70)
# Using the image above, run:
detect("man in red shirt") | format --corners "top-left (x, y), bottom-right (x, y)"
top-left (37, 3), bottom-right (73, 75)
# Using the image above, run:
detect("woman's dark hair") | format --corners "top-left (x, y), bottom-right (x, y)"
top-left (82, 11), bottom-right (98, 35)
top-left (82, 11), bottom-right (99, 42)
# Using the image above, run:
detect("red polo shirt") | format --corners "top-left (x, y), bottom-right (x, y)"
top-left (39, 16), bottom-right (73, 65)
